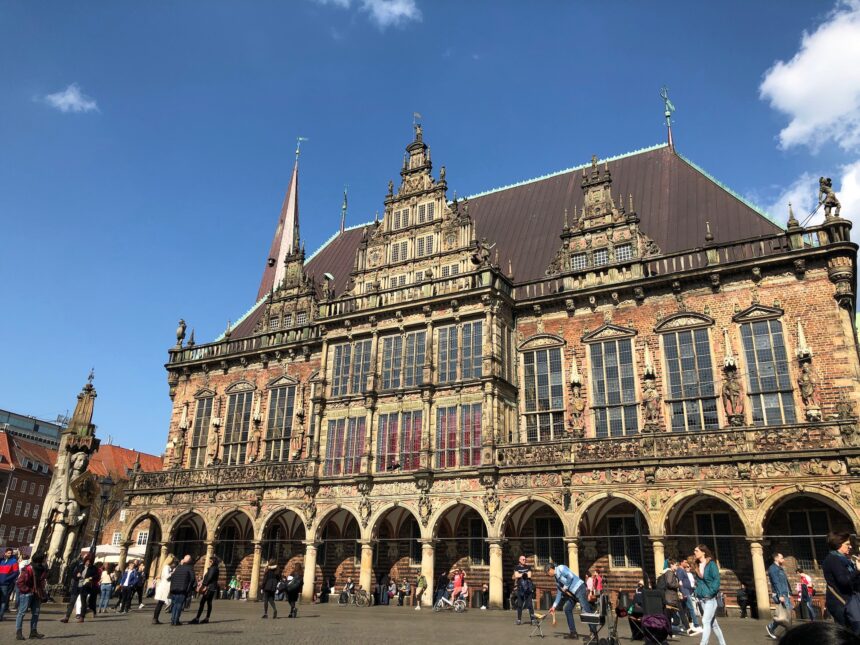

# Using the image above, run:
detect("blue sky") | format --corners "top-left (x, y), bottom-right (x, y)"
top-left (2, 0), bottom-right (860, 456)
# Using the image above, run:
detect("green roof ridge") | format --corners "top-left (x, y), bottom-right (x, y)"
top-left (676, 153), bottom-right (782, 228)
top-left (464, 142), bottom-right (668, 200)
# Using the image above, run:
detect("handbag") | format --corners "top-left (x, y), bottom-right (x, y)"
top-left (774, 600), bottom-right (792, 625)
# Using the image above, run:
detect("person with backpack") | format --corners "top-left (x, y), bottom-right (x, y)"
top-left (515, 570), bottom-right (537, 626)
top-left (15, 551), bottom-right (47, 641)
top-left (693, 544), bottom-right (727, 645)
top-left (415, 573), bottom-right (427, 610)
top-left (796, 567), bottom-right (817, 620)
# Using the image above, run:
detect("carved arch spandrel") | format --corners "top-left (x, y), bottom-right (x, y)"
top-left (752, 485), bottom-right (860, 536)
top-left (654, 312), bottom-right (714, 333)
top-left (518, 333), bottom-right (566, 352)
top-left (571, 492), bottom-right (656, 536)
top-left (496, 495), bottom-right (573, 538)
top-left (656, 489), bottom-right (753, 537)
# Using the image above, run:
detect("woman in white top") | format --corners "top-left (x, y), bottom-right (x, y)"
top-left (152, 554), bottom-right (176, 625)
top-left (98, 564), bottom-right (115, 613)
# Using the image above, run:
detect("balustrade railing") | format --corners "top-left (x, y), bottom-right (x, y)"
top-left (132, 460), bottom-right (311, 491)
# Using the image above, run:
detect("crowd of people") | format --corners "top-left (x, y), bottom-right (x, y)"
top-left (6, 532), bottom-right (860, 643)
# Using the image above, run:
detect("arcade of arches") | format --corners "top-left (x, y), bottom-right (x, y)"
top-left (116, 488), bottom-right (859, 618)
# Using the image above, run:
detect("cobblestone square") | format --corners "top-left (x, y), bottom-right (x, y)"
top-left (4, 598), bottom-right (791, 644)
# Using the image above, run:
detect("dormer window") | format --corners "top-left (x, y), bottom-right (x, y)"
top-left (296, 312), bottom-right (308, 326)
top-left (616, 244), bottom-right (633, 262)
top-left (392, 208), bottom-right (410, 230)
top-left (571, 254), bottom-right (587, 271)
top-left (594, 249), bottom-right (609, 266)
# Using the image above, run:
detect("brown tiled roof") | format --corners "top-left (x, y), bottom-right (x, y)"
top-left (87, 444), bottom-right (162, 480)
top-left (230, 144), bottom-right (782, 340)
top-left (8, 437), bottom-right (56, 473)
top-left (0, 432), bottom-right (13, 472)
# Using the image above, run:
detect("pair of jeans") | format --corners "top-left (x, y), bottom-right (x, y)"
top-left (698, 596), bottom-right (727, 645)
top-left (99, 583), bottom-right (113, 611)
top-left (516, 592), bottom-right (535, 622)
top-left (16, 592), bottom-right (40, 633)
top-left (684, 595), bottom-right (701, 627)
top-left (0, 583), bottom-right (12, 620)
top-left (262, 591), bottom-right (277, 617)
top-left (556, 584), bottom-right (596, 635)
top-left (804, 597), bottom-right (817, 620)
top-left (768, 596), bottom-right (793, 632)
top-left (170, 593), bottom-right (186, 624)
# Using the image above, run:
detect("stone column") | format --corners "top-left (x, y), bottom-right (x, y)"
top-left (205, 540), bottom-right (215, 563)
top-left (749, 539), bottom-right (771, 620)
top-left (565, 537), bottom-right (580, 576)
top-left (651, 537), bottom-right (665, 579)
top-left (359, 540), bottom-right (374, 595)
top-left (249, 541), bottom-right (263, 601)
top-left (488, 539), bottom-right (504, 609)
top-left (117, 540), bottom-right (131, 574)
top-left (301, 542), bottom-right (318, 603)
top-left (420, 539), bottom-right (435, 607)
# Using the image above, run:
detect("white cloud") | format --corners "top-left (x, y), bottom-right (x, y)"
top-left (309, 0), bottom-right (421, 30)
top-left (759, 0), bottom-right (860, 152)
top-left (42, 83), bottom-right (99, 114)
top-left (762, 172), bottom-right (819, 225)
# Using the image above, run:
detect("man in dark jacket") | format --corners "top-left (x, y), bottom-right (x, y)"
top-left (61, 554), bottom-right (95, 623)
top-left (0, 547), bottom-right (20, 622)
top-left (168, 555), bottom-right (196, 626)
top-left (189, 555), bottom-right (219, 625)
top-left (261, 564), bottom-right (279, 619)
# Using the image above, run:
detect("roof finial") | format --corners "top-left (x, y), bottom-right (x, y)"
top-left (340, 185), bottom-right (348, 235)
top-left (660, 86), bottom-right (676, 150)
top-left (88, 367), bottom-right (95, 385)
top-left (787, 202), bottom-right (800, 229)
top-left (563, 208), bottom-right (569, 231)
top-left (705, 220), bottom-right (714, 243)
top-left (295, 136), bottom-right (309, 161)
top-left (374, 210), bottom-right (379, 224)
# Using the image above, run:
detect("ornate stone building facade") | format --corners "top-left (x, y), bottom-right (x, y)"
top-left (127, 125), bottom-right (860, 617)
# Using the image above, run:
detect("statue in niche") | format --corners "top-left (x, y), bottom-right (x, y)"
top-left (819, 177), bottom-right (842, 218)
top-left (569, 382), bottom-right (586, 437)
top-left (247, 425), bottom-right (262, 463)
top-left (172, 430), bottom-right (186, 468)
top-left (642, 375), bottom-right (661, 430)
top-left (721, 367), bottom-right (745, 426)
top-left (798, 362), bottom-right (822, 420)
top-left (206, 427), bottom-right (221, 467)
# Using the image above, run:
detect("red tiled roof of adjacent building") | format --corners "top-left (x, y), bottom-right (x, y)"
top-left (87, 444), bottom-right (162, 480)
top-left (230, 144), bottom-right (783, 340)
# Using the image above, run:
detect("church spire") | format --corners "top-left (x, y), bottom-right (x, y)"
top-left (660, 86), bottom-right (676, 151)
top-left (257, 137), bottom-right (305, 301)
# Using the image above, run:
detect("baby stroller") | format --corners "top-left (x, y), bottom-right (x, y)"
top-left (626, 590), bottom-right (671, 645)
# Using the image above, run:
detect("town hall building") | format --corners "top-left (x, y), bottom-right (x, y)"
top-left (124, 121), bottom-right (860, 618)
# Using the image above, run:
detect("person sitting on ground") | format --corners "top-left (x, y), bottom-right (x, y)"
top-left (397, 578), bottom-right (411, 606)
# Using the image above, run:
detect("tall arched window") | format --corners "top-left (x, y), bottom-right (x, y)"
top-left (267, 378), bottom-right (297, 462)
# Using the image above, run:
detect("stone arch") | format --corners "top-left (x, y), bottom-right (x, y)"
top-left (167, 511), bottom-right (209, 566)
top-left (256, 505), bottom-right (307, 541)
top-left (213, 507), bottom-right (255, 539)
top-left (123, 511), bottom-right (164, 544)
top-left (368, 502), bottom-right (423, 540)
top-left (755, 486), bottom-right (860, 536)
top-left (497, 495), bottom-right (571, 537)
top-left (166, 510), bottom-right (210, 543)
top-left (658, 489), bottom-right (752, 537)
top-left (259, 507), bottom-right (306, 576)
top-left (429, 498), bottom-right (494, 539)
top-left (213, 508), bottom-right (255, 580)
top-left (311, 505), bottom-right (363, 543)
top-left (572, 492), bottom-right (656, 536)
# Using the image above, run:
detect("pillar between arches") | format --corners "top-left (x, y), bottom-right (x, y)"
top-left (488, 539), bottom-right (504, 609)
top-left (748, 538), bottom-right (771, 620)
top-left (359, 540), bottom-right (375, 595)
top-left (249, 541), bottom-right (262, 601)
top-left (301, 541), bottom-right (318, 603)
top-left (117, 541), bottom-right (132, 574)
top-left (564, 537), bottom-right (579, 576)
top-left (651, 536), bottom-right (666, 580)
top-left (419, 539), bottom-right (435, 607)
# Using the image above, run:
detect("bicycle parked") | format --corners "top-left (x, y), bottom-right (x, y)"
top-left (338, 588), bottom-right (373, 607)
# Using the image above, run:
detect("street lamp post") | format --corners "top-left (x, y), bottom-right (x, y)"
top-left (89, 475), bottom-right (115, 560)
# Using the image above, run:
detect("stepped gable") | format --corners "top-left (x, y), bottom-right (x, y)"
top-left (230, 144), bottom-right (781, 339)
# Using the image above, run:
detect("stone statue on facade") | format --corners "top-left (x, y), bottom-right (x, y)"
top-left (176, 319), bottom-right (187, 346)
top-left (247, 425), bottom-right (262, 463)
top-left (721, 367), bottom-right (745, 426)
top-left (819, 177), bottom-right (842, 218)
top-left (206, 426), bottom-right (221, 467)
top-left (642, 375), bottom-right (661, 431)
top-left (172, 430), bottom-right (186, 467)
top-left (569, 382), bottom-right (586, 437)
top-left (798, 362), bottom-right (823, 421)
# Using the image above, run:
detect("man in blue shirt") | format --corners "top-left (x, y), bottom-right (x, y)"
top-left (545, 562), bottom-right (597, 640)
top-left (766, 552), bottom-right (792, 640)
